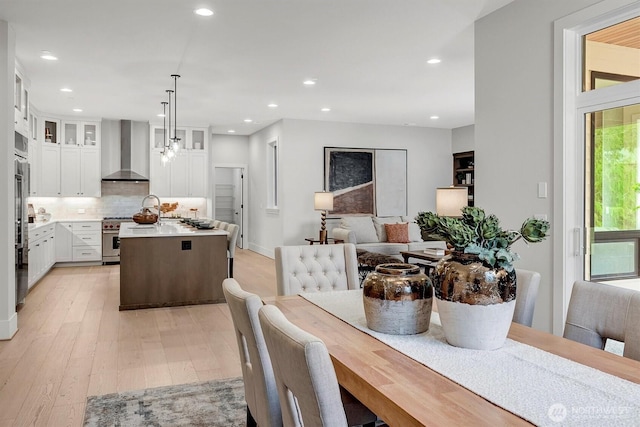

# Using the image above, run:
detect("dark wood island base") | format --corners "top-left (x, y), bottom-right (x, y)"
top-left (119, 233), bottom-right (228, 310)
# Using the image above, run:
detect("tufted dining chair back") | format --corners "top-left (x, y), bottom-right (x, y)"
top-left (564, 280), bottom-right (640, 361)
top-left (275, 244), bottom-right (359, 295)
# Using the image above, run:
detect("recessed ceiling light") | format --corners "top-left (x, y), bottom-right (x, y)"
top-left (40, 51), bottom-right (58, 61)
top-left (303, 79), bottom-right (317, 86)
top-left (157, 113), bottom-right (165, 117)
top-left (60, 87), bottom-right (72, 92)
top-left (194, 8), bottom-right (214, 16)
top-left (267, 103), bottom-right (278, 108)
top-left (73, 108), bottom-right (83, 112)
top-left (430, 115), bottom-right (439, 120)
top-left (320, 107), bottom-right (331, 112)
top-left (227, 129), bottom-right (236, 133)
top-left (427, 58), bottom-right (441, 64)
top-left (244, 118), bottom-right (253, 123)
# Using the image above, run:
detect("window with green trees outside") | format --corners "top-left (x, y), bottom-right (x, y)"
top-left (590, 104), bottom-right (640, 279)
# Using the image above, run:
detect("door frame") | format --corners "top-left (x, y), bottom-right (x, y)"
top-left (553, 0), bottom-right (640, 335)
top-left (212, 163), bottom-right (248, 249)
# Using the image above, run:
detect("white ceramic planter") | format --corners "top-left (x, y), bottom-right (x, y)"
top-left (436, 298), bottom-right (516, 350)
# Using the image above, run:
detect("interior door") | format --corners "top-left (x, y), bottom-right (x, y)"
top-left (214, 166), bottom-right (244, 249)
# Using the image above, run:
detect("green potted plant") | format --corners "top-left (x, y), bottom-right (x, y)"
top-left (415, 206), bottom-right (550, 349)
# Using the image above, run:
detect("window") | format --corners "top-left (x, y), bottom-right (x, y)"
top-left (267, 138), bottom-right (279, 210)
top-left (582, 16), bottom-right (640, 92)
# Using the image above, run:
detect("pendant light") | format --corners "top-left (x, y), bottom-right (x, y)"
top-left (166, 88), bottom-right (175, 159)
top-left (160, 101), bottom-right (169, 164)
top-left (170, 74), bottom-right (181, 153)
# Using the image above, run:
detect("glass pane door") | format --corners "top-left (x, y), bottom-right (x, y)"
top-left (586, 103), bottom-right (640, 281)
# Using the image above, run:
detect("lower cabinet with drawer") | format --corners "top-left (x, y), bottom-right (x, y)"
top-left (28, 223), bottom-right (56, 288)
top-left (56, 221), bottom-right (102, 262)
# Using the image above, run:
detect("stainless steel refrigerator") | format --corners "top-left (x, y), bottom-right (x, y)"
top-left (15, 131), bottom-right (29, 306)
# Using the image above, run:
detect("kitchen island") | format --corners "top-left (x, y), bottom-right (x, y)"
top-left (118, 222), bottom-right (229, 310)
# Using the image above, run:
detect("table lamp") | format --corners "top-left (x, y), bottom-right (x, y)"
top-left (314, 191), bottom-right (334, 243)
top-left (436, 187), bottom-right (468, 217)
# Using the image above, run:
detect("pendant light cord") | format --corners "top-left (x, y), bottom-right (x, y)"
top-left (171, 74), bottom-right (180, 143)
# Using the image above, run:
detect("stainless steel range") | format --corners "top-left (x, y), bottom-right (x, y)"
top-left (102, 217), bottom-right (133, 264)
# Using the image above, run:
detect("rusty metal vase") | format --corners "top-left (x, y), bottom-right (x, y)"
top-left (363, 263), bottom-right (433, 335)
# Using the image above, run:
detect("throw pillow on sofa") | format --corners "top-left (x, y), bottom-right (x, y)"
top-left (340, 216), bottom-right (379, 243)
top-left (384, 223), bottom-right (410, 243)
top-left (401, 216), bottom-right (423, 242)
top-left (372, 216), bottom-right (402, 242)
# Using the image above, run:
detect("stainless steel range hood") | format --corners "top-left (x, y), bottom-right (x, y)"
top-left (102, 120), bottom-right (149, 182)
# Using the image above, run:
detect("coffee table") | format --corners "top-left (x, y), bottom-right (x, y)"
top-left (400, 250), bottom-right (444, 275)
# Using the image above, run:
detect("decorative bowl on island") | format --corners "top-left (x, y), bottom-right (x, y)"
top-left (132, 208), bottom-right (158, 224)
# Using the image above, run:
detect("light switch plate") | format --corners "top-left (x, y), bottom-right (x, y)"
top-left (537, 182), bottom-right (547, 198)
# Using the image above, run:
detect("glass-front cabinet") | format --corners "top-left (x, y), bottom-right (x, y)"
top-left (150, 125), bottom-right (207, 151)
top-left (63, 122), bottom-right (79, 145)
top-left (83, 123), bottom-right (98, 146)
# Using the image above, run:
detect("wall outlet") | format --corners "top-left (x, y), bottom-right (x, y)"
top-left (78, 208), bottom-right (85, 214)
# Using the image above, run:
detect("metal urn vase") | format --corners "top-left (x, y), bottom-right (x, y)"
top-left (363, 263), bottom-right (433, 335)
top-left (432, 252), bottom-right (517, 350)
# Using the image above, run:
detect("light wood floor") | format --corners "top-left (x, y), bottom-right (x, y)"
top-left (0, 248), bottom-right (277, 426)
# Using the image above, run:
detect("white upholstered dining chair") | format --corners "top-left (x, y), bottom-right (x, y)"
top-left (512, 269), bottom-right (541, 327)
top-left (222, 278), bottom-right (281, 427)
top-left (274, 243), bottom-right (359, 295)
top-left (225, 223), bottom-right (239, 278)
top-left (563, 280), bottom-right (640, 362)
top-left (258, 304), bottom-right (377, 427)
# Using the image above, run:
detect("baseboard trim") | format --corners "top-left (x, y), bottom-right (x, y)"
top-left (0, 312), bottom-right (18, 340)
top-left (248, 243), bottom-right (274, 259)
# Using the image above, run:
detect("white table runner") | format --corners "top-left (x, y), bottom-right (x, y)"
top-left (300, 290), bottom-right (640, 426)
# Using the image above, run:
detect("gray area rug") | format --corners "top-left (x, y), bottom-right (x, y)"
top-left (84, 377), bottom-right (245, 426)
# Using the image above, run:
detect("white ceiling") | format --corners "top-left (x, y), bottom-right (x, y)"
top-left (1, 0), bottom-right (513, 135)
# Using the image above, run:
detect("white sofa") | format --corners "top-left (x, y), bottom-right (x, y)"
top-left (332, 216), bottom-right (446, 258)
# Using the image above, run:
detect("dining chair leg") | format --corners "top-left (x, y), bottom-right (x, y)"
top-left (246, 406), bottom-right (256, 427)
top-left (229, 258), bottom-right (234, 278)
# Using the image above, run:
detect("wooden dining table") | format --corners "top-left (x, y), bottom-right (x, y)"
top-left (267, 295), bottom-right (640, 427)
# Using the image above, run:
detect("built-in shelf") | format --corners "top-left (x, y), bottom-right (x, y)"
top-left (453, 151), bottom-right (474, 206)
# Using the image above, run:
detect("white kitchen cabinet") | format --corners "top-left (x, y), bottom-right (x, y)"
top-left (150, 151), bottom-right (172, 196)
top-left (28, 111), bottom-right (40, 196)
top-left (149, 125), bottom-right (208, 197)
top-left (40, 144), bottom-right (61, 196)
top-left (171, 152), bottom-right (189, 196)
top-left (56, 221), bottom-right (101, 262)
top-left (56, 222), bottom-right (74, 262)
top-left (60, 121), bottom-right (101, 197)
top-left (28, 223), bottom-right (55, 288)
top-left (188, 151), bottom-right (208, 197)
top-left (14, 67), bottom-right (29, 137)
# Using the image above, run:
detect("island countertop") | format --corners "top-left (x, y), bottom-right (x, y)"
top-left (119, 221), bottom-right (228, 238)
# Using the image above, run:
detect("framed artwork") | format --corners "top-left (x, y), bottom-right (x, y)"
top-left (324, 147), bottom-right (407, 216)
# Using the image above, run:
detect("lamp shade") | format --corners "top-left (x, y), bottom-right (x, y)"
top-left (314, 192), bottom-right (334, 211)
top-left (436, 187), bottom-right (468, 217)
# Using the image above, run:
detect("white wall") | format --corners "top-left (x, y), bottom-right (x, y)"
top-left (210, 134), bottom-right (250, 164)
top-left (475, 0), bottom-right (601, 333)
top-left (251, 119), bottom-right (452, 253)
top-left (0, 20), bottom-right (17, 339)
top-left (452, 124), bottom-right (474, 154)
top-left (248, 121), bottom-right (284, 257)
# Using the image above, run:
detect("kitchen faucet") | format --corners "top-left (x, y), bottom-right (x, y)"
top-left (141, 194), bottom-right (161, 225)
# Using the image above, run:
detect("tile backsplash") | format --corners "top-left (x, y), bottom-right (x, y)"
top-left (29, 187), bottom-right (208, 220)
